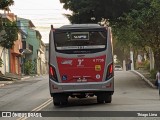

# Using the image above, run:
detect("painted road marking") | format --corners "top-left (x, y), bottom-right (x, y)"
top-left (17, 98), bottom-right (52, 120)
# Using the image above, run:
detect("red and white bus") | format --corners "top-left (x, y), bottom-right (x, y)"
top-left (49, 24), bottom-right (114, 106)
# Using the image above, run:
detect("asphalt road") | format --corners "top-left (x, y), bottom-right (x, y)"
top-left (0, 71), bottom-right (160, 120)
top-left (0, 75), bottom-right (50, 111)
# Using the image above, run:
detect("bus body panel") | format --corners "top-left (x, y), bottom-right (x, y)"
top-left (57, 55), bottom-right (106, 83)
top-left (49, 77), bottom-right (114, 94)
top-left (49, 24), bottom-right (114, 103)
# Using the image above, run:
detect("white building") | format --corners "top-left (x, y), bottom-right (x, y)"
top-left (0, 47), bottom-right (9, 75)
top-left (37, 40), bottom-right (47, 75)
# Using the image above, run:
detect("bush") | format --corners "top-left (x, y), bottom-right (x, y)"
top-left (0, 58), bottom-right (3, 67)
top-left (150, 69), bottom-right (157, 79)
top-left (24, 60), bottom-right (33, 75)
top-left (143, 59), bottom-right (150, 70)
top-left (136, 59), bottom-right (149, 70)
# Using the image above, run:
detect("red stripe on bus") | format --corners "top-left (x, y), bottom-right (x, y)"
top-left (57, 55), bottom-right (106, 83)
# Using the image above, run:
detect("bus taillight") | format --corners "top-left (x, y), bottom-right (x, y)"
top-left (49, 65), bottom-right (58, 82)
top-left (106, 63), bottom-right (114, 80)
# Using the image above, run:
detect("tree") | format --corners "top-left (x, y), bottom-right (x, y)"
top-left (0, 0), bottom-right (14, 10)
top-left (118, 0), bottom-right (160, 70)
top-left (60, 0), bottom-right (138, 24)
top-left (0, 0), bottom-right (18, 49)
top-left (0, 0), bottom-right (18, 72)
top-left (0, 19), bottom-right (18, 49)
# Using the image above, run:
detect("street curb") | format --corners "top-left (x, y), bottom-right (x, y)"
top-left (21, 76), bottom-right (31, 80)
top-left (0, 81), bottom-right (14, 87)
top-left (20, 75), bottom-right (39, 80)
top-left (0, 84), bottom-right (5, 87)
top-left (131, 70), bottom-right (157, 89)
top-left (0, 75), bottom-right (44, 87)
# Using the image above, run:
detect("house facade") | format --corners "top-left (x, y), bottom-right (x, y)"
top-left (37, 40), bottom-right (46, 75)
top-left (10, 32), bottom-right (22, 75)
top-left (18, 18), bottom-right (35, 74)
top-left (0, 13), bottom-right (18, 75)
top-left (7, 13), bottom-right (23, 75)
top-left (17, 18), bottom-right (45, 75)
top-left (0, 14), bottom-right (47, 76)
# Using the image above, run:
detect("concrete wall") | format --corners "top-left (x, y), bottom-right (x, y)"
top-left (0, 47), bottom-right (9, 75)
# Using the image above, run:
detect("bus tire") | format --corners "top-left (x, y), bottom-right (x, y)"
top-left (61, 101), bottom-right (68, 105)
top-left (97, 96), bottom-right (104, 103)
top-left (53, 96), bottom-right (60, 106)
top-left (53, 101), bottom-right (60, 106)
top-left (52, 94), bottom-right (68, 106)
top-left (105, 95), bottom-right (112, 103)
top-left (60, 97), bottom-right (68, 105)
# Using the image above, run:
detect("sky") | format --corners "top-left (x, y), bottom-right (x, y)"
top-left (9, 0), bottom-right (71, 43)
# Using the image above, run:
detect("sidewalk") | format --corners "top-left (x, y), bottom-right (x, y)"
top-left (0, 74), bottom-right (38, 87)
top-left (131, 69), bottom-right (157, 89)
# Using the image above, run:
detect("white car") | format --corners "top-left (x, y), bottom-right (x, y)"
top-left (114, 65), bottom-right (123, 71)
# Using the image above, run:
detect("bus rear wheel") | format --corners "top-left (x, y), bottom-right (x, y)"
top-left (105, 95), bottom-right (112, 103)
top-left (97, 95), bottom-right (105, 103)
top-left (52, 93), bottom-right (68, 106)
top-left (53, 101), bottom-right (60, 106)
top-left (97, 92), bottom-right (112, 104)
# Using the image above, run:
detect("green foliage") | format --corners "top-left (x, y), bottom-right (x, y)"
top-left (0, 58), bottom-right (3, 67)
top-left (144, 59), bottom-right (150, 70)
top-left (24, 60), bottom-right (34, 75)
top-left (114, 0), bottom-right (160, 70)
top-left (32, 59), bottom-right (37, 74)
top-left (0, 0), bottom-right (17, 49)
top-left (0, 18), bottom-right (18, 49)
top-left (0, 0), bottom-right (14, 9)
top-left (125, 0), bottom-right (160, 49)
top-left (150, 69), bottom-right (157, 79)
top-left (135, 59), bottom-right (150, 70)
top-left (60, 0), bottom-right (139, 24)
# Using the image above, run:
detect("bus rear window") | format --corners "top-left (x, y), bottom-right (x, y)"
top-left (54, 31), bottom-right (107, 54)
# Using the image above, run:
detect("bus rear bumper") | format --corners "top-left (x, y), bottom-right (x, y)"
top-left (49, 78), bottom-right (114, 95)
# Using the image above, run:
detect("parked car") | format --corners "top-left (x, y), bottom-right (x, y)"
top-left (114, 65), bottom-right (123, 71)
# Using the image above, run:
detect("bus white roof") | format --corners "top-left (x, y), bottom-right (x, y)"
top-left (57, 24), bottom-right (107, 30)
